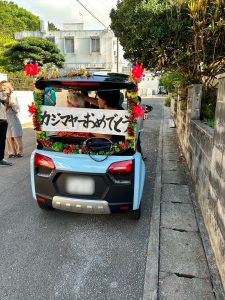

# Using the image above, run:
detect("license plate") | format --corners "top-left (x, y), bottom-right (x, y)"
top-left (65, 176), bottom-right (95, 195)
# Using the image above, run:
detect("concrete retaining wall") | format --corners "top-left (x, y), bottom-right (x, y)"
top-left (0, 74), bottom-right (34, 125)
top-left (172, 82), bottom-right (225, 289)
top-left (15, 91), bottom-right (33, 125)
top-left (176, 100), bottom-right (187, 151)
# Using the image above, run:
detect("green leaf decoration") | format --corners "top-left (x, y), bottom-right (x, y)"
top-left (52, 142), bottom-right (63, 152)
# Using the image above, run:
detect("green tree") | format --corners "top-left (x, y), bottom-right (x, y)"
top-left (110, 0), bottom-right (191, 74)
top-left (48, 22), bottom-right (59, 31)
top-left (160, 70), bottom-right (186, 93)
top-left (0, 33), bottom-right (15, 72)
top-left (3, 36), bottom-right (65, 72)
top-left (111, 0), bottom-right (225, 87)
top-left (111, 0), bottom-right (225, 124)
top-left (0, 0), bottom-right (40, 35)
top-left (0, 0), bottom-right (59, 72)
top-left (0, 1), bottom-right (59, 35)
top-left (188, 0), bottom-right (225, 86)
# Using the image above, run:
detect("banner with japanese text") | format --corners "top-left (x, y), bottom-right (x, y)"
top-left (41, 106), bottom-right (129, 136)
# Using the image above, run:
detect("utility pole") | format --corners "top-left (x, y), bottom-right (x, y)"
top-left (117, 38), bottom-right (119, 72)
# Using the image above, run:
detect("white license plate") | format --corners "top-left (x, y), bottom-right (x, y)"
top-left (65, 176), bottom-right (95, 195)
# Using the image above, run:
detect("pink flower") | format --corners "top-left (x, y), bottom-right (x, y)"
top-left (132, 105), bottom-right (145, 118)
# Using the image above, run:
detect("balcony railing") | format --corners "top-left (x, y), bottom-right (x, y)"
top-left (64, 63), bottom-right (113, 70)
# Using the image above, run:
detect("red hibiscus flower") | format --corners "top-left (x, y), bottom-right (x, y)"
top-left (28, 102), bottom-right (36, 116)
top-left (63, 149), bottom-right (69, 154)
top-left (132, 105), bottom-right (144, 118)
top-left (131, 63), bottom-right (144, 82)
top-left (38, 139), bottom-right (51, 147)
top-left (24, 63), bottom-right (40, 76)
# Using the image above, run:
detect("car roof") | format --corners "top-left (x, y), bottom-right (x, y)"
top-left (35, 73), bottom-right (135, 91)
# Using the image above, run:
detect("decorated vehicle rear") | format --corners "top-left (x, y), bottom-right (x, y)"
top-left (29, 65), bottom-right (145, 219)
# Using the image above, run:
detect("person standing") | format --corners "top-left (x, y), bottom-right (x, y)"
top-left (0, 81), bottom-right (12, 166)
top-left (3, 81), bottom-right (24, 158)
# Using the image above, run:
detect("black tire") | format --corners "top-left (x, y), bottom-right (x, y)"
top-left (132, 204), bottom-right (141, 220)
top-left (37, 200), bottom-right (52, 210)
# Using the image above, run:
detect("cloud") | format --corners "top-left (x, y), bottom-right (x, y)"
top-left (10, 0), bottom-right (118, 30)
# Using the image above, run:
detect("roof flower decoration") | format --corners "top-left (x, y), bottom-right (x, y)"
top-left (65, 68), bottom-right (91, 78)
top-left (24, 62), bottom-right (40, 77)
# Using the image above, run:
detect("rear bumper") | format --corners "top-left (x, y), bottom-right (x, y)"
top-left (53, 196), bottom-right (111, 214)
top-left (38, 194), bottom-right (133, 213)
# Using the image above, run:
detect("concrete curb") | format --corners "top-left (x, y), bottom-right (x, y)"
top-left (143, 108), bottom-right (163, 300)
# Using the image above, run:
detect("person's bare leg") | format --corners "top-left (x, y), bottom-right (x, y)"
top-left (14, 136), bottom-right (23, 157)
top-left (6, 137), bottom-right (16, 157)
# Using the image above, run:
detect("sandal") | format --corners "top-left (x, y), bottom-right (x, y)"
top-left (16, 154), bottom-right (24, 157)
top-left (8, 154), bottom-right (16, 158)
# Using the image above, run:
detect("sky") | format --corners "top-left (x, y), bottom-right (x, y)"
top-left (10, 0), bottom-right (118, 30)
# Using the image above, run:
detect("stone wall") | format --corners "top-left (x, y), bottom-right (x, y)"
top-left (188, 120), bottom-right (214, 206)
top-left (175, 100), bottom-right (187, 151)
top-left (173, 82), bottom-right (225, 289)
top-left (208, 75), bottom-right (225, 286)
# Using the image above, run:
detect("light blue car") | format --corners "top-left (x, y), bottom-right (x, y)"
top-left (30, 73), bottom-right (145, 219)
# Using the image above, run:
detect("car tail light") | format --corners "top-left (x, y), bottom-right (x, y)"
top-left (119, 205), bottom-right (129, 211)
top-left (107, 160), bottom-right (133, 173)
top-left (61, 81), bottom-right (100, 87)
top-left (34, 153), bottom-right (55, 169)
top-left (37, 197), bottom-right (46, 203)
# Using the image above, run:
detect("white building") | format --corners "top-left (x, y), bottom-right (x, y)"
top-left (14, 22), bottom-right (123, 72)
top-left (0, 73), bottom-right (7, 81)
top-left (138, 72), bottom-right (160, 96)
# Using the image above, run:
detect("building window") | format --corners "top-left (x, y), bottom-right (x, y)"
top-left (91, 37), bottom-right (100, 52)
top-left (65, 37), bottom-right (74, 53)
top-left (46, 36), bottom-right (55, 43)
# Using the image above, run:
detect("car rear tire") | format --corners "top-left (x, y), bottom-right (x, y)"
top-left (132, 204), bottom-right (141, 220)
top-left (37, 200), bottom-right (52, 210)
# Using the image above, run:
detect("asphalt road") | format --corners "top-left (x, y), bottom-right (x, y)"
top-left (0, 97), bottom-right (164, 300)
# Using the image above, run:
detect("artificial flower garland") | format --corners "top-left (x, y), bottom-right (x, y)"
top-left (29, 65), bottom-right (144, 155)
top-left (126, 63), bottom-right (145, 136)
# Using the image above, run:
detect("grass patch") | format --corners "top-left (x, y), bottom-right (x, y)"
top-left (164, 97), bottom-right (171, 107)
top-left (203, 118), bottom-right (215, 128)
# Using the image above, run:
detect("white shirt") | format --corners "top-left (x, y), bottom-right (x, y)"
top-left (0, 92), bottom-right (7, 120)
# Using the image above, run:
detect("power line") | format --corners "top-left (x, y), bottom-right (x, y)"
top-left (75, 0), bottom-right (107, 28)
top-left (104, 0), bottom-right (117, 10)
top-left (81, 0), bottom-right (110, 26)
top-left (98, 0), bottom-right (112, 10)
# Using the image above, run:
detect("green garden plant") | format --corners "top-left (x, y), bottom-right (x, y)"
top-left (3, 37), bottom-right (65, 72)
top-left (164, 97), bottom-right (171, 107)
